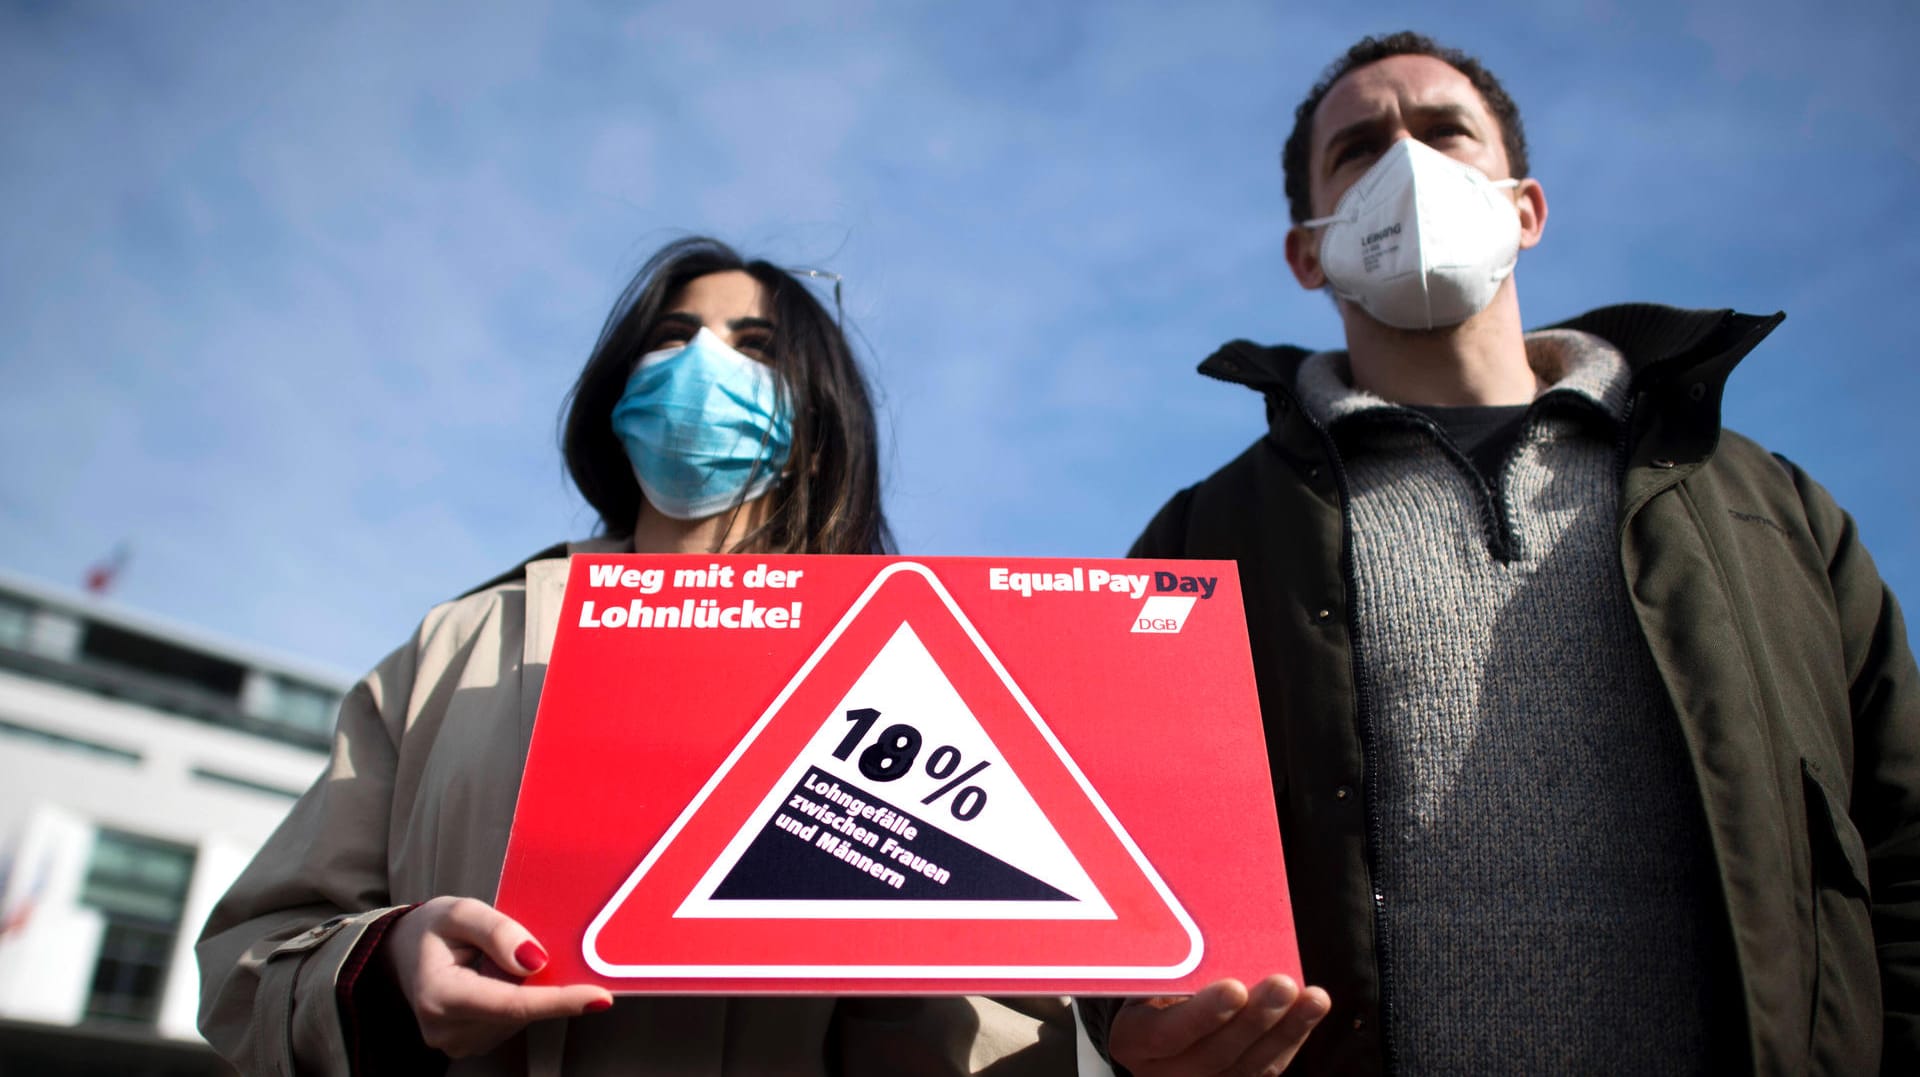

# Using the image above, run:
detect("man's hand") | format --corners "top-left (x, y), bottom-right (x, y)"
top-left (1107, 975), bottom-right (1330, 1077)
top-left (382, 896), bottom-right (614, 1058)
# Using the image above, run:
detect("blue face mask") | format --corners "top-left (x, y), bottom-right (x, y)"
top-left (611, 327), bottom-right (794, 520)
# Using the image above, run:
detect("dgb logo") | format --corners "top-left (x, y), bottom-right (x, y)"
top-left (1131, 596), bottom-right (1196, 634)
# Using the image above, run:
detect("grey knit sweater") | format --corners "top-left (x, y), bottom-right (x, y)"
top-left (1298, 331), bottom-right (1720, 1073)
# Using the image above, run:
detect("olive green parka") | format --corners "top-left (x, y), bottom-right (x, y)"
top-left (1084, 304), bottom-right (1919, 1075)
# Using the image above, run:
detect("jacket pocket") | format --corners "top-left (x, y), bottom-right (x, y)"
top-left (1802, 758), bottom-right (1880, 1074)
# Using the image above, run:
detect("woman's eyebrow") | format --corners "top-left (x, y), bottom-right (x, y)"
top-left (653, 311), bottom-right (703, 331)
top-left (727, 316), bottom-right (776, 332)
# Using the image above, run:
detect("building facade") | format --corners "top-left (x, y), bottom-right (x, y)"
top-left (0, 570), bottom-right (343, 1075)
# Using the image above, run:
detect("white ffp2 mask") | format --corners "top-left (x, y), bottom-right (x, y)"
top-left (1304, 137), bottom-right (1522, 331)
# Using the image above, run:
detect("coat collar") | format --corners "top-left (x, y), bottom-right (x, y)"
top-left (1198, 303), bottom-right (1785, 402)
top-left (1201, 304), bottom-right (1787, 483)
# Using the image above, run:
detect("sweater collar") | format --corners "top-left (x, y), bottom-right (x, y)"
top-left (1295, 328), bottom-right (1633, 429)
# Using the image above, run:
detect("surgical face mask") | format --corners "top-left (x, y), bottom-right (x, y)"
top-left (1304, 137), bottom-right (1522, 331)
top-left (611, 326), bottom-right (794, 520)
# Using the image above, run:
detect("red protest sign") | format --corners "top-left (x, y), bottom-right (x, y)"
top-left (496, 556), bottom-right (1297, 995)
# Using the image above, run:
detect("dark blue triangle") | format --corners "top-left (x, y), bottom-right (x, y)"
top-left (711, 768), bottom-right (1073, 901)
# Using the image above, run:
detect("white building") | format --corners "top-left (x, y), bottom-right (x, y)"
top-left (0, 569), bottom-right (343, 1075)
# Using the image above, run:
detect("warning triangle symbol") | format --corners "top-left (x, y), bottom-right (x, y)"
top-left (704, 761), bottom-right (1076, 903)
top-left (584, 562), bottom-right (1201, 982)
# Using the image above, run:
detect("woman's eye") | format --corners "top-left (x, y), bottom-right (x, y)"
top-left (735, 336), bottom-right (774, 359)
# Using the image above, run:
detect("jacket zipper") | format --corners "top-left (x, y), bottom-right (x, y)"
top-left (1349, 389), bottom-right (1615, 563)
top-left (1322, 432), bottom-right (1399, 1073)
top-left (1350, 409), bottom-right (1521, 562)
top-left (1613, 393), bottom-right (1639, 491)
top-left (1208, 344), bottom-right (1399, 1068)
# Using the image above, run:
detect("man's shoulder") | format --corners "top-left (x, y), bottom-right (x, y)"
top-left (1692, 428), bottom-right (1815, 502)
top-left (1148, 433), bottom-right (1279, 500)
top-left (1652, 428), bottom-right (1876, 578)
top-left (1712, 428), bottom-right (1787, 465)
top-left (1131, 436), bottom-right (1326, 558)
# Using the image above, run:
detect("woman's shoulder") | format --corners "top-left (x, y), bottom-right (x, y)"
top-left (423, 538), bottom-right (620, 628)
top-left (403, 538), bottom-right (621, 674)
top-left (352, 539), bottom-right (616, 732)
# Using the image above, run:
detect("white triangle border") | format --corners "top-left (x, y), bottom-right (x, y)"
top-left (580, 560), bottom-right (1204, 980)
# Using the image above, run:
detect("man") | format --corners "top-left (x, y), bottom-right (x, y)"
top-left (1079, 31), bottom-right (1920, 1076)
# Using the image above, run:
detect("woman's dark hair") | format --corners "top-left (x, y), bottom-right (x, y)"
top-left (562, 236), bottom-right (894, 555)
top-left (1282, 31), bottom-right (1529, 224)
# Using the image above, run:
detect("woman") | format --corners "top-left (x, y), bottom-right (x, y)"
top-left (195, 238), bottom-right (1071, 1075)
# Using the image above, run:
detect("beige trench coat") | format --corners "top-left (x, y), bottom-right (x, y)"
top-left (196, 540), bottom-right (1073, 1076)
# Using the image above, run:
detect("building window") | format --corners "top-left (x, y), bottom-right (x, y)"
top-left (242, 673), bottom-right (341, 744)
top-left (80, 621), bottom-right (246, 701)
top-left (0, 716), bottom-right (142, 765)
top-left (272, 679), bottom-right (340, 738)
top-left (0, 593), bottom-right (29, 650)
top-left (190, 765), bottom-right (302, 801)
top-left (78, 830), bottom-right (195, 1025)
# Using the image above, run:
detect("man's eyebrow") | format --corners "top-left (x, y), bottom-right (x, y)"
top-left (1321, 102), bottom-right (1485, 174)
top-left (1321, 114), bottom-right (1391, 171)
top-left (1405, 101), bottom-right (1480, 128)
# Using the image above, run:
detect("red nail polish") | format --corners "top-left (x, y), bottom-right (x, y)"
top-left (514, 940), bottom-right (548, 973)
top-left (585, 998), bottom-right (613, 1013)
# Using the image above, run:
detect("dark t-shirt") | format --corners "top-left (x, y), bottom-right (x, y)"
top-left (1409, 403), bottom-right (1529, 487)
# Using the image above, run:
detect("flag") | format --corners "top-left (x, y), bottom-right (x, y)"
top-left (0, 848), bottom-right (47, 941)
top-left (84, 543), bottom-right (132, 596)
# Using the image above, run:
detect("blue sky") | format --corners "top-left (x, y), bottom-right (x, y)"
top-left (1, 0), bottom-right (1915, 677)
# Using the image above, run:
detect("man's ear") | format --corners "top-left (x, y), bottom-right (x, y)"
top-left (1284, 224), bottom-right (1327, 290)
top-left (1515, 177), bottom-right (1548, 250)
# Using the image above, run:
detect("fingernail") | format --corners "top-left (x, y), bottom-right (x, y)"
top-left (514, 940), bottom-right (549, 973)
top-left (1260, 976), bottom-right (1298, 1008)
top-left (585, 998), bottom-right (613, 1013)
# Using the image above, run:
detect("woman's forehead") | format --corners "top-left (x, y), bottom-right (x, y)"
top-left (667, 270), bottom-right (772, 320)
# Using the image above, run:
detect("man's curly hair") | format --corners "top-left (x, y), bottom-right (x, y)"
top-left (1282, 32), bottom-right (1530, 223)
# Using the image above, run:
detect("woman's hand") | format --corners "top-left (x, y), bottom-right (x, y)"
top-left (1107, 976), bottom-right (1330, 1077)
top-left (383, 896), bottom-right (614, 1058)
